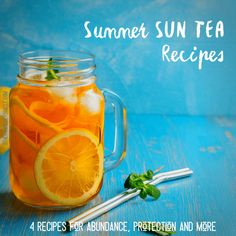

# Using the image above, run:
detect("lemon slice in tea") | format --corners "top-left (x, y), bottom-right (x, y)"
top-left (34, 129), bottom-right (103, 205)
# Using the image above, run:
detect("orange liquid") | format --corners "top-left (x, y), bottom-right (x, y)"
top-left (9, 83), bottom-right (105, 207)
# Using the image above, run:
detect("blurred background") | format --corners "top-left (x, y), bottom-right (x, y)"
top-left (0, 0), bottom-right (235, 115)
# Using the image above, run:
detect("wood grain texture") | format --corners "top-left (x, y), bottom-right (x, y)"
top-left (0, 115), bottom-right (236, 236)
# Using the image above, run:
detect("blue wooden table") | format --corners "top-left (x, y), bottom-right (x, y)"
top-left (0, 115), bottom-right (236, 235)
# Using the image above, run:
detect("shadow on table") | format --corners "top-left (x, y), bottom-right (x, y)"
top-left (0, 192), bottom-right (60, 217)
top-left (0, 191), bottom-right (104, 219)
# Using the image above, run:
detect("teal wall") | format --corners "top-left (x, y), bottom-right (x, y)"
top-left (0, 0), bottom-right (235, 115)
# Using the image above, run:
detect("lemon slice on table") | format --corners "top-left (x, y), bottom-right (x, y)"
top-left (0, 87), bottom-right (10, 154)
top-left (34, 129), bottom-right (103, 205)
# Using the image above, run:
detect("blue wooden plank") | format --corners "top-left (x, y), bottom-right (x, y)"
top-left (0, 115), bottom-right (236, 235)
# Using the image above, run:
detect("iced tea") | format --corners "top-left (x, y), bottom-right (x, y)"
top-left (10, 82), bottom-right (105, 207)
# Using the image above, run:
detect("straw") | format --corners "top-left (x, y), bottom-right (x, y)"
top-left (67, 168), bottom-right (193, 231)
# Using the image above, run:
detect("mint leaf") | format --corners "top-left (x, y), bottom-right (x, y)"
top-left (139, 189), bottom-right (147, 199)
top-left (146, 170), bottom-right (154, 178)
top-left (140, 169), bottom-right (154, 181)
top-left (124, 168), bottom-right (161, 201)
top-left (124, 175), bottom-right (144, 189)
top-left (45, 58), bottom-right (60, 81)
top-left (124, 173), bottom-right (138, 188)
top-left (145, 184), bottom-right (161, 199)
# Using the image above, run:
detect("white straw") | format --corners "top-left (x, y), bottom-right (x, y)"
top-left (67, 168), bottom-right (193, 230)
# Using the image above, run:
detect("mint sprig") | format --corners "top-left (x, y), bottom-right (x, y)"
top-left (124, 169), bottom-right (161, 200)
top-left (45, 58), bottom-right (60, 80)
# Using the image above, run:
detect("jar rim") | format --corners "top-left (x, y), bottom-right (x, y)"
top-left (18, 50), bottom-right (96, 87)
top-left (19, 49), bottom-right (95, 63)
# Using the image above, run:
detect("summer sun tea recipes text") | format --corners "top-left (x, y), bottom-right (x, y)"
top-left (84, 20), bottom-right (224, 70)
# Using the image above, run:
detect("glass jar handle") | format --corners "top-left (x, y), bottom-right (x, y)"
top-left (102, 89), bottom-right (127, 172)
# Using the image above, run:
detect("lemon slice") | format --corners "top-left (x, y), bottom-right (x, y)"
top-left (0, 87), bottom-right (10, 154)
top-left (34, 129), bottom-right (103, 205)
top-left (10, 97), bottom-right (61, 145)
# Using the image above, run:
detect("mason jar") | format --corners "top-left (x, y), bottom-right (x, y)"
top-left (9, 50), bottom-right (126, 208)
